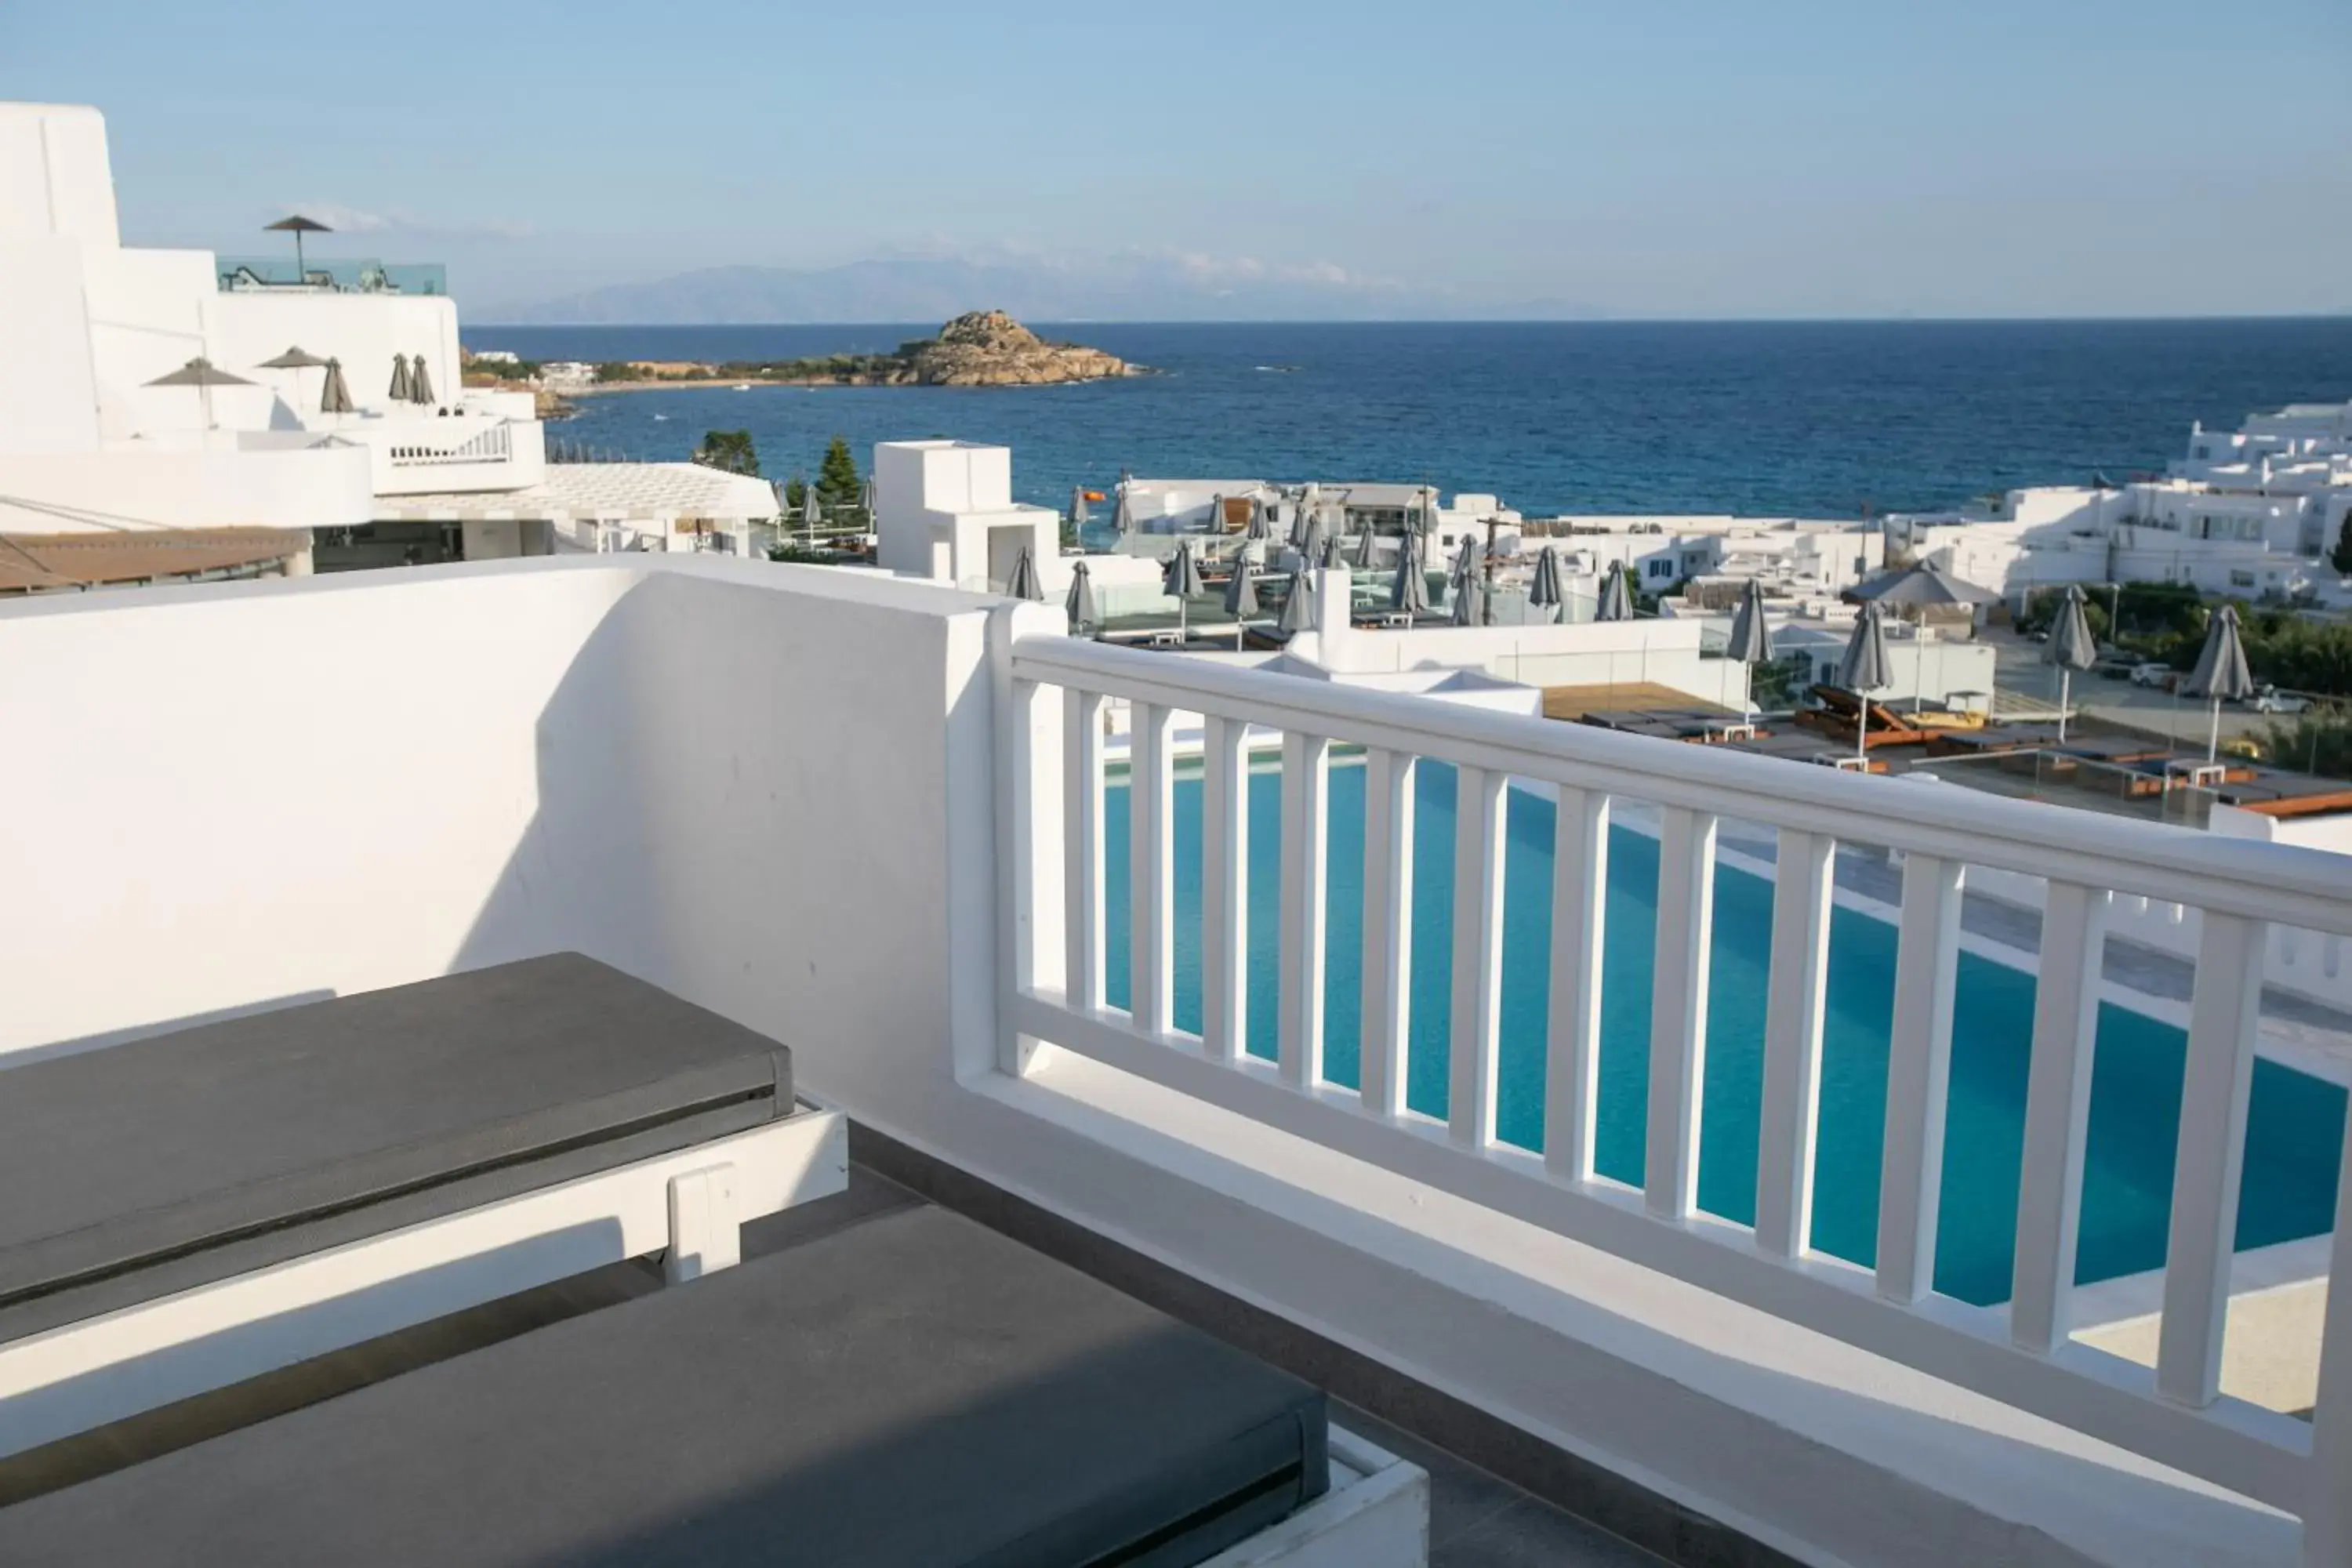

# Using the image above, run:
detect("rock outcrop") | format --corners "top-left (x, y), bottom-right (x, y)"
top-left (898, 310), bottom-right (1137, 387)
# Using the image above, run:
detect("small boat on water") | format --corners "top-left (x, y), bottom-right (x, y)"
top-left (731, 383), bottom-right (752, 391)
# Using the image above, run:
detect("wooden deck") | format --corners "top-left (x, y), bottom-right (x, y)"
top-left (1541, 681), bottom-right (1733, 723)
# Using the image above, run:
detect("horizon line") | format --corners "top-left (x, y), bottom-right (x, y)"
top-left (466, 311), bottom-right (2350, 330)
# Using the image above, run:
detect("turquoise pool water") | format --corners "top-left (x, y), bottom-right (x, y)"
top-left (1103, 760), bottom-right (2345, 1307)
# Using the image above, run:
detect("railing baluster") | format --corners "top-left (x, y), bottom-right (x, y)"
top-left (2305, 1142), bottom-right (2352, 1566)
top-left (1200, 714), bottom-right (1250, 1062)
top-left (1277, 731), bottom-right (1330, 1087)
top-left (1128, 701), bottom-right (1177, 1036)
top-left (2011, 880), bottom-right (2108, 1353)
top-left (2157, 911), bottom-right (2266, 1406)
top-left (1646, 808), bottom-right (1718, 1219)
top-left (1448, 766), bottom-right (1508, 1149)
top-left (1063, 689), bottom-right (1108, 1013)
top-left (1875, 853), bottom-right (1964, 1302)
top-left (1756, 829), bottom-right (1835, 1258)
top-left (1359, 748), bottom-right (1417, 1117)
top-left (1544, 789), bottom-right (1610, 1181)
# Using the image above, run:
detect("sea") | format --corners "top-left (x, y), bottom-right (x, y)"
top-left (471, 318), bottom-right (2352, 516)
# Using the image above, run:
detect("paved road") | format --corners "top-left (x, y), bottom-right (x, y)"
top-left (1981, 627), bottom-right (2273, 743)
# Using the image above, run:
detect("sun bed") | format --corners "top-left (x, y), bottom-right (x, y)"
top-left (0, 1203), bottom-right (1334, 1567)
top-left (0, 954), bottom-right (845, 1457)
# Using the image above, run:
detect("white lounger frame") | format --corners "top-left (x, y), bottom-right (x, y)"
top-left (0, 1104), bottom-right (847, 1458)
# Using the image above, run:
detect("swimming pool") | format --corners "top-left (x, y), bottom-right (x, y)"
top-left (1103, 759), bottom-right (2344, 1306)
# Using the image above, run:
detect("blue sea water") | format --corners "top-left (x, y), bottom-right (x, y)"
top-left (474, 318), bottom-right (2351, 517)
top-left (1102, 763), bottom-right (2344, 1308)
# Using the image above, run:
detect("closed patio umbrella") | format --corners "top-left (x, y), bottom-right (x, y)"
top-left (1163, 539), bottom-right (1205, 642)
top-left (1596, 560), bottom-right (1634, 622)
top-left (1223, 560), bottom-right (1260, 648)
top-left (144, 355), bottom-right (254, 430)
top-left (1112, 475), bottom-right (1136, 538)
top-left (2043, 584), bottom-right (2098, 742)
top-left (1726, 577), bottom-right (1774, 720)
top-left (2184, 603), bottom-right (2255, 762)
top-left (1838, 601), bottom-right (1893, 760)
top-left (1276, 569), bottom-right (1315, 635)
top-left (1448, 536), bottom-right (1482, 626)
top-left (800, 485), bottom-right (822, 542)
top-left (1352, 517), bottom-right (1379, 570)
top-left (1319, 532), bottom-right (1348, 571)
top-left (1004, 543), bottom-right (1044, 602)
top-left (408, 354), bottom-right (436, 406)
top-left (318, 356), bottom-right (354, 415)
top-left (1389, 532), bottom-right (1431, 617)
top-left (1069, 487), bottom-right (1090, 535)
top-left (1065, 558), bottom-right (1098, 634)
top-left (1297, 513), bottom-right (1325, 567)
top-left (388, 354), bottom-right (412, 403)
top-left (1246, 496), bottom-right (1274, 541)
top-left (1528, 545), bottom-right (1564, 623)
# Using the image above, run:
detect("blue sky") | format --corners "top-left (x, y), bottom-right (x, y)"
top-left (5, 0), bottom-right (2346, 318)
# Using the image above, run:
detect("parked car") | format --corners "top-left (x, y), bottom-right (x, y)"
top-left (2245, 686), bottom-right (2310, 715)
top-left (2090, 652), bottom-right (2140, 681)
top-left (2129, 661), bottom-right (2176, 688)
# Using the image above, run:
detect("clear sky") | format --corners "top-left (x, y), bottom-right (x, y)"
top-left (5, 0), bottom-right (2346, 319)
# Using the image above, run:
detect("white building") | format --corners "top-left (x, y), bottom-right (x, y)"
top-left (1886, 399), bottom-right (2352, 606)
top-left (875, 440), bottom-right (1165, 608)
top-left (0, 102), bottom-right (773, 589)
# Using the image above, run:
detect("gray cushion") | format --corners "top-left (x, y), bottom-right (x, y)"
top-left (0, 954), bottom-right (790, 1342)
top-left (0, 1204), bottom-right (1328, 1566)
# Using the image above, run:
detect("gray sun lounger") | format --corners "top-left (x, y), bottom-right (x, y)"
top-left (0, 1203), bottom-right (1330, 1567)
top-left (0, 953), bottom-right (795, 1348)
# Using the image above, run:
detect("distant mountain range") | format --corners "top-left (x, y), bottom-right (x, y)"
top-left (478, 254), bottom-right (1606, 325)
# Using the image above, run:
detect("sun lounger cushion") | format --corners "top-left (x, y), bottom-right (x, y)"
top-left (0, 954), bottom-right (791, 1344)
top-left (0, 1203), bottom-right (1328, 1567)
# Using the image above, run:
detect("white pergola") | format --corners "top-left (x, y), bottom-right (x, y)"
top-left (375, 463), bottom-right (779, 553)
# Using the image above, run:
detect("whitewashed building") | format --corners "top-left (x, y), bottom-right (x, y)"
top-left (0, 101), bottom-right (772, 590)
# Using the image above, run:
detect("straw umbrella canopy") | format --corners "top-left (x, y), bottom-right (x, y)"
top-left (1595, 560), bottom-right (1634, 622)
top-left (1276, 570), bottom-right (1316, 635)
top-left (408, 354), bottom-right (436, 406)
top-left (387, 354), bottom-right (413, 403)
top-left (1004, 543), bottom-right (1045, 602)
top-left (263, 214), bottom-right (331, 280)
top-left (1837, 601), bottom-right (1893, 760)
top-left (1528, 546), bottom-right (1565, 623)
top-left (2184, 604), bottom-right (2256, 762)
top-left (1163, 539), bottom-right (1205, 642)
top-left (256, 345), bottom-right (329, 410)
top-left (1389, 532), bottom-right (1431, 616)
top-left (2042, 585), bottom-right (2099, 742)
top-left (144, 356), bottom-right (254, 430)
top-left (1065, 559), bottom-right (1099, 634)
top-left (1069, 487), bottom-right (1091, 535)
top-left (1223, 559), bottom-right (1260, 648)
top-left (1726, 578), bottom-right (1774, 720)
top-left (318, 357), bottom-right (354, 414)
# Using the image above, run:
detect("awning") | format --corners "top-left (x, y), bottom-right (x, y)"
top-left (0, 529), bottom-right (312, 593)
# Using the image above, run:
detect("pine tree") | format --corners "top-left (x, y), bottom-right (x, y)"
top-left (815, 436), bottom-right (863, 526)
top-left (694, 429), bottom-right (760, 477)
top-left (2332, 515), bottom-right (2352, 576)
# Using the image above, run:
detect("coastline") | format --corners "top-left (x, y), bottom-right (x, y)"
top-left (562, 368), bottom-right (1142, 397)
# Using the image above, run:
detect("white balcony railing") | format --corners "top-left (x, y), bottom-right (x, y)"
top-left (386, 423), bottom-right (511, 468)
top-left (994, 631), bottom-right (2352, 1565)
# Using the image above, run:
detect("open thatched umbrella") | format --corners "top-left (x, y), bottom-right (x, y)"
top-left (2043, 584), bottom-right (2097, 742)
top-left (256, 345), bottom-right (329, 411)
top-left (2184, 603), bottom-right (2255, 762)
top-left (264, 213), bottom-right (331, 280)
top-left (144, 356), bottom-right (254, 430)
